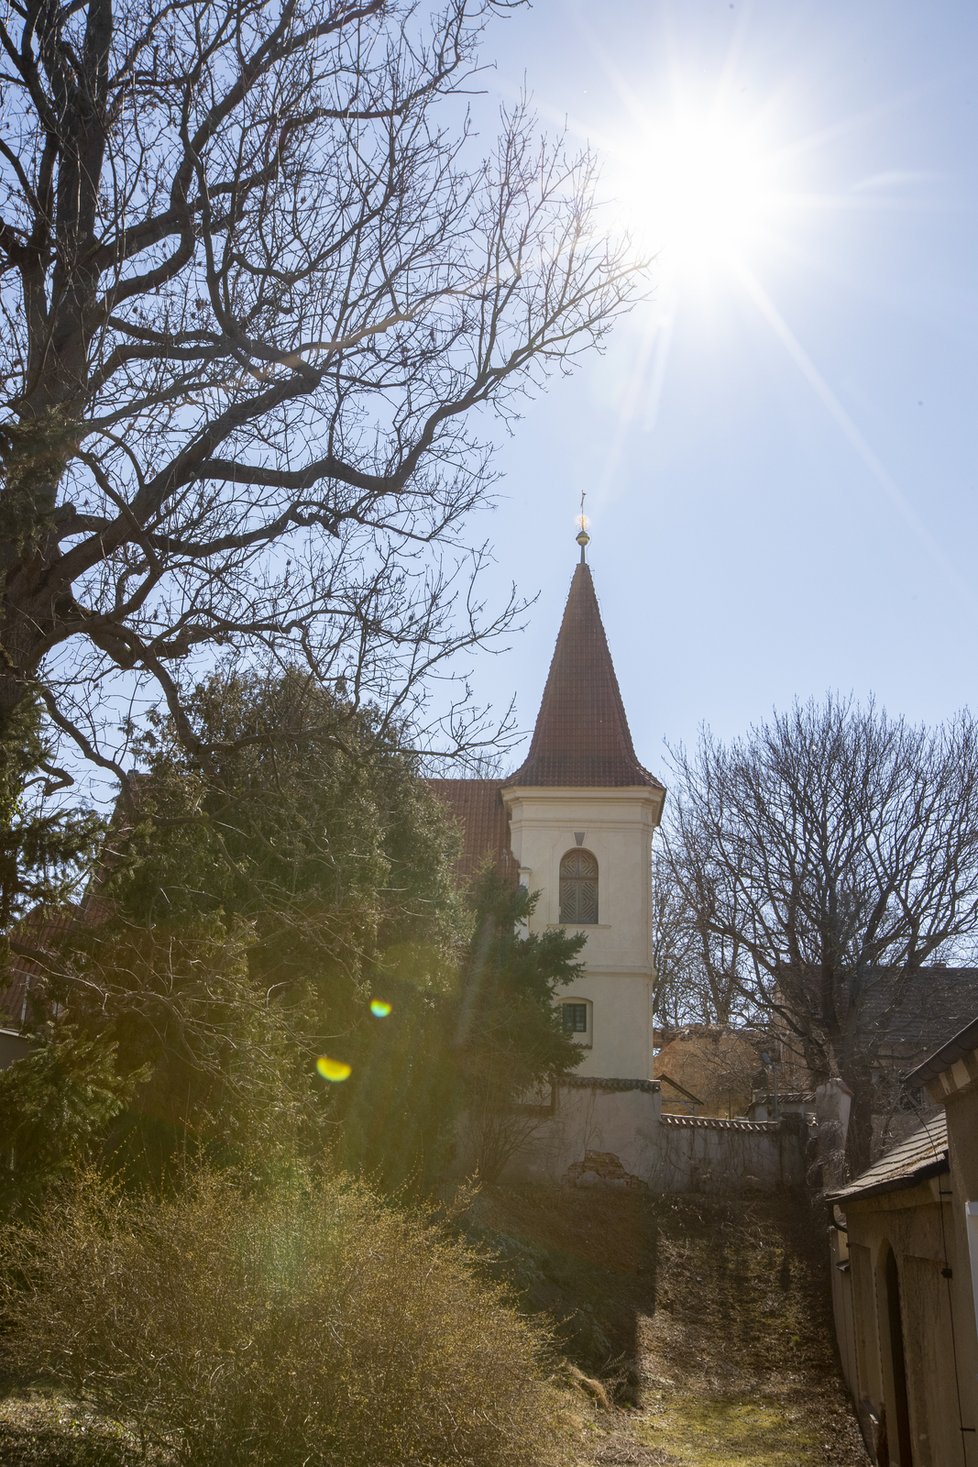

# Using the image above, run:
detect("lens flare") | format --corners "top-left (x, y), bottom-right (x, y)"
top-left (370, 999), bottom-right (392, 1018)
top-left (316, 1055), bottom-right (352, 1083)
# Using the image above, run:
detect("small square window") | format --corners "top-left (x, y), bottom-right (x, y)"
top-left (562, 1002), bottom-right (589, 1034)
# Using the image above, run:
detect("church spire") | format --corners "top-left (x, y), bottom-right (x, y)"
top-left (506, 550), bottom-right (662, 790)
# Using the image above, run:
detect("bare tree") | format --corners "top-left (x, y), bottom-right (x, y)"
top-left (667, 697), bottom-right (978, 1173)
top-left (0, 0), bottom-right (642, 780)
top-left (652, 849), bottom-right (757, 1030)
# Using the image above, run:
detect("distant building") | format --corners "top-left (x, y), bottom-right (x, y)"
top-left (776, 963), bottom-right (978, 1160)
top-left (654, 1024), bottom-right (764, 1119)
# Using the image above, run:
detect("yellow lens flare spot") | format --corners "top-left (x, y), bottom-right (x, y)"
top-left (316, 1056), bottom-right (352, 1083)
top-left (370, 999), bottom-right (392, 1018)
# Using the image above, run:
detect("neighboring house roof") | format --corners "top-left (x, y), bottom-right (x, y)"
top-left (906, 1011), bottom-right (978, 1089)
top-left (427, 778), bottom-right (517, 884)
top-left (506, 561), bottom-right (663, 790)
top-left (827, 1113), bottom-right (949, 1203)
top-left (856, 966), bottom-right (978, 1063)
top-left (657, 1072), bottom-right (706, 1107)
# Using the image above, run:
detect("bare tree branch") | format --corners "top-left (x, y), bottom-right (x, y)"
top-left (0, 0), bottom-right (644, 775)
top-left (665, 697), bottom-right (978, 1173)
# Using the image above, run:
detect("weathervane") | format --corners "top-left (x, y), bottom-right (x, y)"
top-left (576, 489), bottom-right (590, 563)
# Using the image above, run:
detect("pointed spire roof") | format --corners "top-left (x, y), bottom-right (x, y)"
top-left (506, 561), bottom-right (662, 790)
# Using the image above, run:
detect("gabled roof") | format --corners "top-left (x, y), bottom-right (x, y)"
top-left (506, 562), bottom-right (662, 790)
top-left (826, 1113), bottom-right (949, 1203)
top-left (858, 967), bottom-right (978, 1059)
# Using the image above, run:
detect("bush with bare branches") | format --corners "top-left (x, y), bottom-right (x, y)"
top-left (1, 1168), bottom-right (568, 1467)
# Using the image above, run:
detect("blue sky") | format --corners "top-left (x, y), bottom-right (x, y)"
top-left (452, 0), bottom-right (978, 778)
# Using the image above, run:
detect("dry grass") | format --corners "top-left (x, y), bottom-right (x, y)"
top-left (468, 1187), bottom-right (870, 1467)
top-left (0, 1391), bottom-right (151, 1466)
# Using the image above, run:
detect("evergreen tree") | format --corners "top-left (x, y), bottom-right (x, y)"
top-left (0, 698), bottom-right (102, 957)
top-left (455, 872), bottom-right (586, 1181)
top-left (74, 667), bottom-right (467, 1182)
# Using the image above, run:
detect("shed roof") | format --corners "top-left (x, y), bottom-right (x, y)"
top-left (906, 1011), bottom-right (978, 1089)
top-left (826, 1113), bottom-right (949, 1203)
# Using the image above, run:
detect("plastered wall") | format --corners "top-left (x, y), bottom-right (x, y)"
top-left (502, 787), bottom-right (659, 1081)
top-left (503, 1079), bottom-right (805, 1194)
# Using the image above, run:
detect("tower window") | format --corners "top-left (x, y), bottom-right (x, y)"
top-left (559, 848), bottom-right (599, 924)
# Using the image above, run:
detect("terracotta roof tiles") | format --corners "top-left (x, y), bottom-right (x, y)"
top-left (427, 778), bottom-right (517, 885)
top-left (506, 562), bottom-right (662, 790)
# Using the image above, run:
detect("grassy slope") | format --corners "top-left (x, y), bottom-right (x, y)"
top-left (467, 1186), bottom-right (870, 1467)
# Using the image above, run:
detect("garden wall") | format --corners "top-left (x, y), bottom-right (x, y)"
top-left (503, 1077), bottom-right (805, 1192)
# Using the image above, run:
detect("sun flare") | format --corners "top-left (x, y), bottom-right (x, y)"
top-left (611, 102), bottom-right (791, 285)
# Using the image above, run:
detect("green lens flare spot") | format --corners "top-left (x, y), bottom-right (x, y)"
top-left (370, 999), bottom-right (392, 1018)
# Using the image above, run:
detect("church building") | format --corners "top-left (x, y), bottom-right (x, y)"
top-left (429, 532), bottom-right (801, 1191)
top-left (431, 529), bottom-right (665, 1087)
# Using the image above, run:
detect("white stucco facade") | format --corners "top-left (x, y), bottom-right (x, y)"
top-left (502, 784), bottom-right (665, 1080)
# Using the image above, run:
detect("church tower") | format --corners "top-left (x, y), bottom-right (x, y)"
top-left (501, 535), bottom-right (665, 1081)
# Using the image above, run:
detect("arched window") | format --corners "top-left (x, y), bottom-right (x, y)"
top-left (559, 848), bottom-right (598, 924)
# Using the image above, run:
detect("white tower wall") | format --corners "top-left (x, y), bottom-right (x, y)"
top-left (503, 785), bottom-right (663, 1080)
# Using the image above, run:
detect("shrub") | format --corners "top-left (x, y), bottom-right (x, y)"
top-left (1, 1170), bottom-right (566, 1467)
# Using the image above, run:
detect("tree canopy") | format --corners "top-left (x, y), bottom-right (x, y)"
top-left (56, 668), bottom-right (465, 1180)
top-left (0, 698), bottom-right (102, 932)
top-left (666, 696), bottom-right (978, 1171)
top-left (2, 669), bottom-right (585, 1194)
top-left (454, 871), bottom-right (584, 1180)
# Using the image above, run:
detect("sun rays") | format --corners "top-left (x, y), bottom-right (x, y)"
top-left (561, 46), bottom-right (966, 607)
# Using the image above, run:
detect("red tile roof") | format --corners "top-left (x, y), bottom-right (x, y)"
top-left (427, 778), bottom-right (517, 885)
top-left (506, 562), bottom-right (663, 790)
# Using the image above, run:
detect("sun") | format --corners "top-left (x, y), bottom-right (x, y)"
top-left (610, 100), bottom-right (791, 286)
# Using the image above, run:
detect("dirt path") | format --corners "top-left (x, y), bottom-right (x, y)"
top-left (469, 1187), bottom-right (870, 1467)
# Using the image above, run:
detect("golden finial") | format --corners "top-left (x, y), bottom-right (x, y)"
top-left (576, 489), bottom-right (590, 562)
